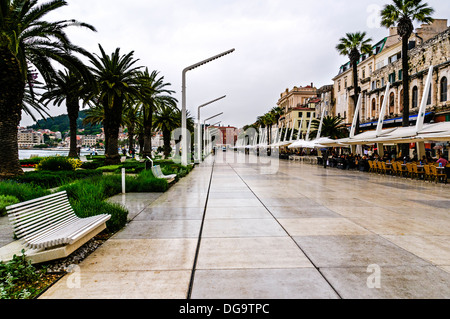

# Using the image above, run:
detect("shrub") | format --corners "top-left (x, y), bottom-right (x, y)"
top-left (20, 157), bottom-right (44, 166)
top-left (35, 156), bottom-right (81, 171)
top-left (14, 170), bottom-right (102, 188)
top-left (131, 169), bottom-right (168, 192)
top-left (71, 200), bottom-right (128, 234)
top-left (0, 250), bottom-right (47, 299)
top-left (0, 195), bottom-right (20, 216)
top-left (0, 181), bottom-right (50, 202)
top-left (80, 161), bottom-right (103, 170)
top-left (96, 165), bottom-right (121, 172)
top-left (59, 176), bottom-right (128, 233)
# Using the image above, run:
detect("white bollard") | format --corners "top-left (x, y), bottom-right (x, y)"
top-left (122, 168), bottom-right (126, 194)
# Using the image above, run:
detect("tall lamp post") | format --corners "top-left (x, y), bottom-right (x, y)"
top-left (203, 112), bottom-right (223, 158)
top-left (196, 95), bottom-right (226, 163)
top-left (182, 49), bottom-right (235, 166)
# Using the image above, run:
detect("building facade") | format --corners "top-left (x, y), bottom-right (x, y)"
top-left (18, 129), bottom-right (44, 148)
top-left (332, 19), bottom-right (449, 129)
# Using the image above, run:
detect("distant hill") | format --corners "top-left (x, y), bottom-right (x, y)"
top-left (29, 110), bottom-right (102, 135)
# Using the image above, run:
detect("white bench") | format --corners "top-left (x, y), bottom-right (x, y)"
top-left (4, 191), bottom-right (111, 264)
top-left (151, 165), bottom-right (176, 183)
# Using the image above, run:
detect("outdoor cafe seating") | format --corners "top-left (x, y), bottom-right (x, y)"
top-left (367, 160), bottom-right (448, 184)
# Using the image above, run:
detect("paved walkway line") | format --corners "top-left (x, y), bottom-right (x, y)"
top-left (186, 159), bottom-right (215, 298)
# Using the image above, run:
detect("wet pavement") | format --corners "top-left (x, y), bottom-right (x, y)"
top-left (36, 152), bottom-right (450, 298)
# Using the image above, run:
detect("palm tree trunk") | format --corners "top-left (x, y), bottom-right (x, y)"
top-left (352, 60), bottom-right (360, 134)
top-left (103, 98), bottom-right (123, 165)
top-left (400, 36), bottom-right (410, 158)
top-left (142, 105), bottom-right (153, 158)
top-left (138, 132), bottom-right (144, 155)
top-left (163, 128), bottom-right (171, 158)
top-left (0, 48), bottom-right (25, 178)
top-left (128, 123), bottom-right (135, 153)
top-left (67, 97), bottom-right (80, 158)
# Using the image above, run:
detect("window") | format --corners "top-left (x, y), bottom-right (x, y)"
top-left (389, 92), bottom-right (395, 115)
top-left (381, 78), bottom-right (385, 87)
top-left (388, 72), bottom-right (396, 83)
top-left (427, 86), bottom-right (431, 105)
top-left (371, 81), bottom-right (377, 90)
top-left (441, 77), bottom-right (448, 102)
top-left (306, 112), bottom-right (311, 118)
top-left (371, 99), bottom-right (376, 118)
top-left (398, 69), bottom-right (403, 81)
top-left (362, 68), bottom-right (366, 79)
top-left (400, 90), bottom-right (404, 112)
top-left (412, 86), bottom-right (418, 108)
top-left (338, 80), bottom-right (341, 92)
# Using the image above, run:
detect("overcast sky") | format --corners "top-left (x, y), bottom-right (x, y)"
top-left (21, 0), bottom-right (450, 129)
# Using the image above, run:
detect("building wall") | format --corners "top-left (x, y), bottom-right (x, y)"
top-left (332, 19), bottom-right (449, 127)
top-left (367, 25), bottom-right (450, 124)
top-left (277, 85), bottom-right (317, 117)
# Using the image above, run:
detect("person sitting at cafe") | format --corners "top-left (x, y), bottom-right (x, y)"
top-left (436, 154), bottom-right (448, 167)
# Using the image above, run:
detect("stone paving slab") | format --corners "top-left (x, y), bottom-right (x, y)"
top-left (293, 235), bottom-right (433, 268)
top-left (79, 238), bottom-right (198, 272)
top-left (191, 268), bottom-right (340, 299)
top-left (40, 270), bottom-right (192, 299)
top-left (320, 265), bottom-right (450, 299)
top-left (196, 237), bottom-right (313, 270)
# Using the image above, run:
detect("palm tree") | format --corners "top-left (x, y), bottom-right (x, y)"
top-left (153, 105), bottom-right (194, 159)
top-left (309, 115), bottom-right (348, 140)
top-left (152, 104), bottom-right (180, 158)
top-left (336, 32), bottom-right (372, 134)
top-left (122, 100), bottom-right (141, 155)
top-left (89, 44), bottom-right (143, 165)
top-left (138, 68), bottom-right (177, 158)
top-left (82, 104), bottom-right (107, 150)
top-left (0, 0), bottom-right (96, 177)
top-left (381, 0), bottom-right (434, 158)
top-left (41, 69), bottom-right (91, 157)
top-left (381, 0), bottom-right (434, 128)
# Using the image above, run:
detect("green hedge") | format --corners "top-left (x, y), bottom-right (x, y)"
top-left (0, 195), bottom-right (20, 217)
top-left (14, 170), bottom-right (103, 188)
top-left (19, 157), bottom-right (44, 166)
top-left (0, 181), bottom-right (50, 203)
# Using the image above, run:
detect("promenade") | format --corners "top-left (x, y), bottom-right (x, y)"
top-left (40, 153), bottom-right (450, 299)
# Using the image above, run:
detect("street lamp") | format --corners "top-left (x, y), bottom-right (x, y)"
top-left (203, 112), bottom-right (223, 158)
top-left (181, 49), bottom-right (235, 166)
top-left (196, 95), bottom-right (226, 163)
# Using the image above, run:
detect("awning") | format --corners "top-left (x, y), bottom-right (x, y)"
top-left (360, 112), bottom-right (434, 128)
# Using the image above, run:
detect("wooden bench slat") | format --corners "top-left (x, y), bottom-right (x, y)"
top-left (28, 215), bottom-right (108, 249)
top-left (11, 203), bottom-right (73, 232)
top-left (12, 205), bottom-right (74, 238)
top-left (7, 192), bottom-right (67, 212)
top-left (25, 215), bottom-right (79, 247)
top-left (6, 190), bottom-right (111, 253)
top-left (28, 215), bottom-right (92, 245)
top-left (8, 195), bottom-right (70, 226)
